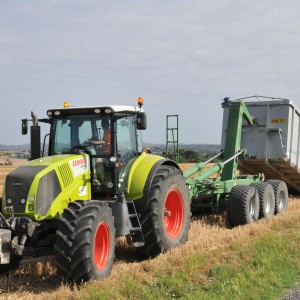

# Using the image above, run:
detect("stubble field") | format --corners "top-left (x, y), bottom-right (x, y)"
top-left (0, 163), bottom-right (299, 299)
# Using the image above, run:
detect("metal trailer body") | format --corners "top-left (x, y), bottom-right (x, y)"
top-left (221, 96), bottom-right (300, 192)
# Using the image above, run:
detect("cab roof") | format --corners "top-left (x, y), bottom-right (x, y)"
top-left (47, 105), bottom-right (143, 117)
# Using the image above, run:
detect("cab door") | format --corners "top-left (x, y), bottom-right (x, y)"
top-left (116, 116), bottom-right (139, 189)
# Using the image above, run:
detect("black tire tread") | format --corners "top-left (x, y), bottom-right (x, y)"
top-left (228, 185), bottom-right (259, 227)
top-left (250, 182), bottom-right (275, 218)
top-left (266, 180), bottom-right (288, 214)
top-left (54, 200), bottom-right (115, 283)
top-left (139, 166), bottom-right (191, 257)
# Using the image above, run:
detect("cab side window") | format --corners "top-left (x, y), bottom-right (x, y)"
top-left (117, 116), bottom-right (137, 162)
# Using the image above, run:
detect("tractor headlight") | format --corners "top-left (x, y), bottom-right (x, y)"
top-left (20, 198), bottom-right (26, 204)
top-left (29, 196), bottom-right (35, 202)
top-left (6, 198), bottom-right (12, 204)
top-left (29, 205), bottom-right (34, 211)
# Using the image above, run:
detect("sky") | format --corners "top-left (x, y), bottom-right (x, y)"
top-left (1, 0), bottom-right (300, 146)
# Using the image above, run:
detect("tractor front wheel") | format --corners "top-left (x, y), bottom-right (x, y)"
top-left (54, 201), bottom-right (115, 283)
top-left (139, 166), bottom-right (191, 257)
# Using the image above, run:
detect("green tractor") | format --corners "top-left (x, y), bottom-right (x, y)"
top-left (0, 98), bottom-right (191, 283)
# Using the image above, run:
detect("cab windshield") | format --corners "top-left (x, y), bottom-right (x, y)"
top-left (50, 115), bottom-right (111, 156)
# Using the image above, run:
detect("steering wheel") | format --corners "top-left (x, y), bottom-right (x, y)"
top-left (61, 144), bottom-right (91, 155)
top-left (85, 139), bottom-right (105, 154)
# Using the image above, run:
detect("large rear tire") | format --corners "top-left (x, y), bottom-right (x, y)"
top-left (266, 180), bottom-right (288, 214)
top-left (139, 166), bottom-right (191, 257)
top-left (54, 200), bottom-right (115, 284)
top-left (250, 182), bottom-right (275, 218)
top-left (227, 185), bottom-right (259, 227)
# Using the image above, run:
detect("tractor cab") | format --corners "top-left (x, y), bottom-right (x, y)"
top-left (46, 103), bottom-right (146, 198)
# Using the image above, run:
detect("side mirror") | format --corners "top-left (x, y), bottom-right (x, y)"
top-left (22, 119), bottom-right (28, 135)
top-left (137, 112), bottom-right (147, 130)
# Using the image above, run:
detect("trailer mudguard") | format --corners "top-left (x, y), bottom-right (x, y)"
top-left (125, 152), bottom-right (180, 211)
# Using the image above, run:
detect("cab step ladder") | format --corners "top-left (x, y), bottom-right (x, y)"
top-left (126, 201), bottom-right (145, 247)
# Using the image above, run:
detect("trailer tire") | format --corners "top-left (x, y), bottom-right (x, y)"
top-left (54, 201), bottom-right (115, 284)
top-left (266, 180), bottom-right (288, 214)
top-left (250, 182), bottom-right (275, 218)
top-left (138, 165), bottom-right (190, 257)
top-left (227, 185), bottom-right (259, 227)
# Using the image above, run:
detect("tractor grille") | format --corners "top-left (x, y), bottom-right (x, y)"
top-left (36, 170), bottom-right (61, 215)
top-left (58, 163), bottom-right (73, 188)
top-left (5, 166), bottom-right (46, 213)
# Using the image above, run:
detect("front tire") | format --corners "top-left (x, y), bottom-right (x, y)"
top-left (228, 185), bottom-right (259, 227)
top-left (54, 201), bottom-right (115, 283)
top-left (139, 166), bottom-right (191, 256)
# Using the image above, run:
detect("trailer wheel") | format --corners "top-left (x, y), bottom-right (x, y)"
top-left (139, 166), bottom-right (190, 257)
top-left (54, 201), bottom-right (115, 283)
top-left (250, 182), bottom-right (275, 218)
top-left (266, 180), bottom-right (288, 214)
top-left (227, 185), bottom-right (259, 227)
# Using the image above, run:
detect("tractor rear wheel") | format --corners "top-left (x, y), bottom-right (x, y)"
top-left (139, 166), bottom-right (190, 257)
top-left (250, 182), bottom-right (275, 218)
top-left (266, 180), bottom-right (288, 214)
top-left (227, 185), bottom-right (259, 227)
top-left (54, 200), bottom-right (115, 283)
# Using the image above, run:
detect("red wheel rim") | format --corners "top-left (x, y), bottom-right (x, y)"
top-left (164, 190), bottom-right (184, 238)
top-left (94, 222), bottom-right (110, 271)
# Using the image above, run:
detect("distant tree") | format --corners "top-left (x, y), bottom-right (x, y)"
top-left (178, 149), bottom-right (201, 163)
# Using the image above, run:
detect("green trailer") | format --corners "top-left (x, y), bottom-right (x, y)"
top-left (184, 98), bottom-right (288, 225)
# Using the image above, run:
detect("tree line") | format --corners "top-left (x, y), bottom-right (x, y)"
top-left (164, 148), bottom-right (220, 163)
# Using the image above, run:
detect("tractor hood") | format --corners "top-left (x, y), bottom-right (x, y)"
top-left (2, 154), bottom-right (91, 220)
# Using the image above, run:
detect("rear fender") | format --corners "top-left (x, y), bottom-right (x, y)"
top-left (126, 153), bottom-right (181, 211)
top-left (125, 152), bottom-right (163, 201)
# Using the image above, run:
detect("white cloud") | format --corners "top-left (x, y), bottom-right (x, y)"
top-left (1, 0), bottom-right (300, 144)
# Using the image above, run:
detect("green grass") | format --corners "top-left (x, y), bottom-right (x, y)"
top-left (79, 227), bottom-right (300, 300)
top-left (192, 231), bottom-right (300, 300)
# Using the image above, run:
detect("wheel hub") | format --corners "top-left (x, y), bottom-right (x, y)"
top-left (164, 190), bottom-right (184, 238)
top-left (94, 222), bottom-right (110, 271)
